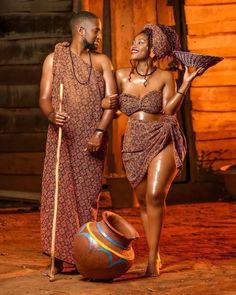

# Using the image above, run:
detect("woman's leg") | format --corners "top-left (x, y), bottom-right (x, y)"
top-left (145, 143), bottom-right (177, 276)
top-left (134, 177), bottom-right (149, 244)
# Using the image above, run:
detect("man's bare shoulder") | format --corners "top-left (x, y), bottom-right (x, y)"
top-left (43, 52), bottom-right (54, 66)
top-left (92, 52), bottom-right (112, 65)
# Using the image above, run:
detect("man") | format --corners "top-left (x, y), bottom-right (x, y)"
top-left (39, 11), bottom-right (117, 274)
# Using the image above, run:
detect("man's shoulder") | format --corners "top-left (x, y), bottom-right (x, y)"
top-left (91, 52), bottom-right (111, 63)
top-left (43, 52), bottom-right (54, 65)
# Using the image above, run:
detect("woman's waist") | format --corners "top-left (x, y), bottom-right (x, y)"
top-left (130, 111), bottom-right (170, 122)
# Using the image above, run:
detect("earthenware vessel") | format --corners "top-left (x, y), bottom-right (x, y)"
top-left (73, 211), bottom-right (139, 280)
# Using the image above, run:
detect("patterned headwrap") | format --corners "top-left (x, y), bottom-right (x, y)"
top-left (142, 24), bottom-right (181, 59)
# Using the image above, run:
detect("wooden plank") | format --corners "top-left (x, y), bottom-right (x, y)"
top-left (185, 0), bottom-right (236, 4)
top-left (185, 4), bottom-right (236, 24)
top-left (133, 0), bottom-right (157, 35)
top-left (0, 152), bottom-right (44, 175)
top-left (0, 190), bottom-right (40, 203)
top-left (0, 0), bottom-right (31, 12)
top-left (111, 0), bottom-right (134, 68)
top-left (31, 0), bottom-right (72, 12)
top-left (0, 175), bottom-right (42, 192)
top-left (191, 71), bottom-right (236, 87)
top-left (187, 34), bottom-right (236, 51)
top-left (190, 86), bottom-right (236, 112)
top-left (191, 111), bottom-right (236, 132)
top-left (156, 0), bottom-right (175, 26)
top-left (0, 85), bottom-right (39, 108)
top-left (196, 130), bottom-right (236, 141)
top-left (1, 13), bottom-right (71, 40)
top-left (196, 138), bottom-right (236, 160)
top-left (0, 0), bottom-right (72, 13)
top-left (0, 65), bottom-right (41, 85)
top-left (187, 20), bottom-right (236, 36)
top-left (0, 133), bottom-right (47, 152)
top-left (197, 158), bottom-right (236, 171)
top-left (0, 38), bottom-right (68, 65)
top-left (0, 108), bottom-right (48, 133)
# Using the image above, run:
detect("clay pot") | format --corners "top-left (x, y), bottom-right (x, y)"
top-left (73, 211), bottom-right (139, 280)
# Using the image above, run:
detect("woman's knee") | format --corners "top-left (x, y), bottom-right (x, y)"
top-left (147, 189), bottom-right (167, 207)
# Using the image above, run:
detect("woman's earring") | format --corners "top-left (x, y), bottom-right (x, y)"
top-left (150, 48), bottom-right (155, 59)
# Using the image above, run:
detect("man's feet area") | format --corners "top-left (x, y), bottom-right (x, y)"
top-left (42, 259), bottom-right (78, 277)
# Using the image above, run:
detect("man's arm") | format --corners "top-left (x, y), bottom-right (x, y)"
top-left (87, 54), bottom-right (117, 152)
top-left (97, 54), bottom-right (117, 130)
top-left (39, 53), bottom-right (68, 126)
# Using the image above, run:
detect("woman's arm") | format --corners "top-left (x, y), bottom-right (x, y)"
top-left (162, 67), bottom-right (204, 115)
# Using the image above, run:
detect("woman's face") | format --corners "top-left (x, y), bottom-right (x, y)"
top-left (130, 33), bottom-right (149, 60)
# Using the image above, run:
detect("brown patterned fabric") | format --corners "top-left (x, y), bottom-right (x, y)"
top-left (142, 24), bottom-right (180, 59)
top-left (40, 42), bottom-right (106, 264)
top-left (119, 90), bottom-right (163, 116)
top-left (119, 93), bottom-right (186, 188)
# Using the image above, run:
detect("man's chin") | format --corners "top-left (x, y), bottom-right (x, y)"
top-left (85, 42), bottom-right (98, 51)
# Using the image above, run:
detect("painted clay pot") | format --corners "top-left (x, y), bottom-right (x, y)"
top-left (73, 211), bottom-right (139, 280)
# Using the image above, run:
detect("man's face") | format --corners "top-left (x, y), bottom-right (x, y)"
top-left (82, 18), bottom-right (102, 50)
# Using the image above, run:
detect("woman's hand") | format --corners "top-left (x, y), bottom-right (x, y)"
top-left (48, 111), bottom-right (69, 127)
top-left (101, 94), bottom-right (118, 110)
top-left (183, 66), bottom-right (206, 84)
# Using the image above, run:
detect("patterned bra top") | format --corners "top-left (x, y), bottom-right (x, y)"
top-left (119, 90), bottom-right (163, 116)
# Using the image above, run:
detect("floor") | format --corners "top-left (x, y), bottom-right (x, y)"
top-left (0, 195), bottom-right (236, 295)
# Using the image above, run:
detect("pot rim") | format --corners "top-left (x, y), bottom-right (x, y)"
top-left (102, 211), bottom-right (139, 240)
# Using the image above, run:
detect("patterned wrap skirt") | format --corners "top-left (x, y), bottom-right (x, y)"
top-left (122, 115), bottom-right (187, 188)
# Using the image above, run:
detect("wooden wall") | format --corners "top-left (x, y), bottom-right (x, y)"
top-left (0, 0), bottom-right (72, 192)
top-left (184, 0), bottom-right (236, 179)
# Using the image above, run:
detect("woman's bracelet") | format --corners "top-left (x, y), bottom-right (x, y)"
top-left (95, 128), bottom-right (106, 133)
top-left (47, 111), bottom-right (54, 120)
top-left (177, 90), bottom-right (184, 95)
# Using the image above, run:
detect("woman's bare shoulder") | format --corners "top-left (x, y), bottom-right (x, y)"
top-left (116, 68), bottom-right (131, 78)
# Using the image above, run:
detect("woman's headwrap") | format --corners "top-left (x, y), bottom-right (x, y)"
top-left (142, 24), bottom-right (181, 59)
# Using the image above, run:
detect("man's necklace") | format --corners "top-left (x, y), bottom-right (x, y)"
top-left (135, 66), bottom-right (157, 77)
top-left (69, 47), bottom-right (92, 85)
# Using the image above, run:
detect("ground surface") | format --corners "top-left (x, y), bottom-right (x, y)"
top-left (0, 197), bottom-right (236, 295)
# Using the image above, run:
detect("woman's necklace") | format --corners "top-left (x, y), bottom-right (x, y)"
top-left (135, 66), bottom-right (157, 77)
top-left (69, 47), bottom-right (92, 85)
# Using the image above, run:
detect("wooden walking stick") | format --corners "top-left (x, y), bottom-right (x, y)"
top-left (49, 82), bottom-right (64, 282)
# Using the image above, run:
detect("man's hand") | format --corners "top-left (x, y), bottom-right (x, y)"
top-left (48, 111), bottom-right (69, 127)
top-left (87, 130), bottom-right (104, 152)
top-left (101, 94), bottom-right (118, 110)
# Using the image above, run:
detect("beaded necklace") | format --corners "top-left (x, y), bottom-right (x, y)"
top-left (69, 47), bottom-right (92, 85)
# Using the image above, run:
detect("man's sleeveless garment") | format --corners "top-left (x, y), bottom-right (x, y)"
top-left (41, 42), bottom-right (105, 264)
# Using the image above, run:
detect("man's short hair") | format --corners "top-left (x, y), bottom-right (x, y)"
top-left (70, 11), bottom-right (98, 32)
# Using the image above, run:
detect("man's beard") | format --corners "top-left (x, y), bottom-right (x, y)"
top-left (84, 39), bottom-right (97, 51)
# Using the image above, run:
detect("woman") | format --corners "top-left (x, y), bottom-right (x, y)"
top-left (104, 24), bottom-right (204, 277)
